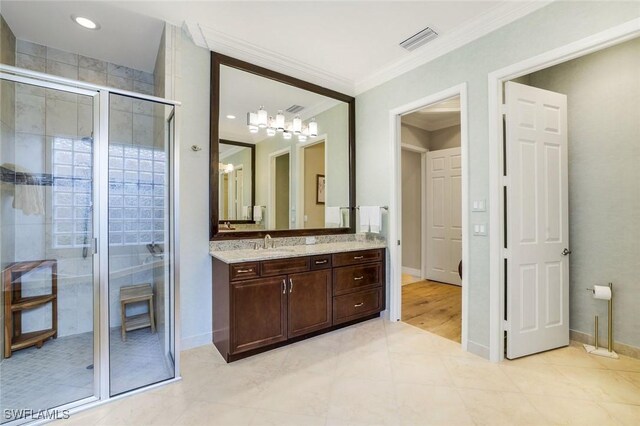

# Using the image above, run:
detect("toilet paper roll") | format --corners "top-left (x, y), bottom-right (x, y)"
top-left (592, 285), bottom-right (612, 300)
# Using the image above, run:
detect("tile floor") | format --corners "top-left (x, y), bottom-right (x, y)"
top-left (1, 328), bottom-right (173, 423)
top-left (58, 318), bottom-right (640, 425)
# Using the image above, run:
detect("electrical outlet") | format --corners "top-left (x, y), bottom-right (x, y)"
top-left (305, 236), bottom-right (316, 245)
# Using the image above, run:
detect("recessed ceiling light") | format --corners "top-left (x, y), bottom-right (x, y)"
top-left (71, 15), bottom-right (100, 30)
top-left (226, 115), bottom-right (236, 119)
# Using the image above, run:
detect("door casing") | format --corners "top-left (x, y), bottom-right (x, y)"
top-left (388, 83), bottom-right (469, 352)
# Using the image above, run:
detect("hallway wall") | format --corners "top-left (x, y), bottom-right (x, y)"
top-left (355, 1), bottom-right (640, 357)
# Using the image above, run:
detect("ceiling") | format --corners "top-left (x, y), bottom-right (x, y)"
top-left (1, 1), bottom-right (548, 94)
top-left (402, 96), bottom-right (460, 131)
top-left (0, 1), bottom-right (164, 72)
top-left (220, 65), bottom-right (341, 144)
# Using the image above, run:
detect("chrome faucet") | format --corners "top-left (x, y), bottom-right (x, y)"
top-left (264, 234), bottom-right (272, 249)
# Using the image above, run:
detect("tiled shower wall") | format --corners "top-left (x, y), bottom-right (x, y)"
top-left (3, 37), bottom-right (159, 336)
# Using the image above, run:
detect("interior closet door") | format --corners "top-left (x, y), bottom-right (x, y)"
top-left (505, 81), bottom-right (569, 359)
top-left (426, 147), bottom-right (462, 286)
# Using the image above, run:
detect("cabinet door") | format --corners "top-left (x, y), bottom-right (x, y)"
top-left (231, 276), bottom-right (287, 354)
top-left (287, 270), bottom-right (332, 338)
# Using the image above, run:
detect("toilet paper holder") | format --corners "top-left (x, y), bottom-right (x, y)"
top-left (583, 282), bottom-right (618, 359)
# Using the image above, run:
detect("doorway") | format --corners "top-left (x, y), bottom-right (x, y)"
top-left (489, 27), bottom-right (640, 361)
top-left (268, 149), bottom-right (291, 230)
top-left (389, 84), bottom-right (469, 351)
top-left (399, 97), bottom-right (463, 343)
top-left (296, 140), bottom-right (326, 229)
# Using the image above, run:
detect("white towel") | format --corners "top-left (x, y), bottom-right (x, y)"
top-left (253, 205), bottom-right (263, 222)
top-left (2, 163), bottom-right (45, 216)
top-left (360, 206), bottom-right (382, 233)
top-left (358, 206), bottom-right (370, 233)
top-left (325, 207), bottom-right (341, 227)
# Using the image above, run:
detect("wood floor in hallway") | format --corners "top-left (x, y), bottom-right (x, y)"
top-left (402, 276), bottom-right (462, 343)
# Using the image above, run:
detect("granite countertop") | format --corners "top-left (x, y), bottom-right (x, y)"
top-left (210, 240), bottom-right (387, 264)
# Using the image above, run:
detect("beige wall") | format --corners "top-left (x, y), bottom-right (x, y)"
top-left (429, 125), bottom-right (461, 151)
top-left (304, 142), bottom-right (325, 228)
top-left (401, 123), bottom-right (429, 150)
top-left (275, 153), bottom-right (290, 229)
top-left (526, 37), bottom-right (640, 348)
top-left (401, 149), bottom-right (422, 271)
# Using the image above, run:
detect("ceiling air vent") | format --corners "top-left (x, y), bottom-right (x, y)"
top-left (286, 105), bottom-right (305, 114)
top-left (399, 27), bottom-right (438, 51)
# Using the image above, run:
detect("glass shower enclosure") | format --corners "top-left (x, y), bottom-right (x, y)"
top-left (0, 66), bottom-right (179, 424)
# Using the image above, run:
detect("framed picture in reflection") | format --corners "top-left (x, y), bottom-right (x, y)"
top-left (316, 174), bottom-right (325, 205)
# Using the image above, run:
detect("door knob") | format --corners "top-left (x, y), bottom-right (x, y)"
top-left (562, 248), bottom-right (572, 256)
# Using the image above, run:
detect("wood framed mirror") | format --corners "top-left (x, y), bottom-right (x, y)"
top-left (210, 53), bottom-right (356, 240)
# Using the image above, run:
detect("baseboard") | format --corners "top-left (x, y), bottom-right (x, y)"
top-left (570, 329), bottom-right (640, 359)
top-left (181, 331), bottom-right (213, 351)
top-left (466, 340), bottom-right (490, 360)
top-left (402, 267), bottom-right (422, 281)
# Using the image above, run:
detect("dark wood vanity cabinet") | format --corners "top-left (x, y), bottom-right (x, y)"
top-left (212, 248), bottom-right (385, 361)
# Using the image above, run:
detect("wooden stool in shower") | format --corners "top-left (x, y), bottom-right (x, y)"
top-left (119, 283), bottom-right (155, 341)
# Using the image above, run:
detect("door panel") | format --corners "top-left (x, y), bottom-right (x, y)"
top-left (231, 276), bottom-right (287, 354)
top-left (288, 270), bottom-right (332, 338)
top-left (426, 147), bottom-right (462, 285)
top-left (505, 81), bottom-right (569, 359)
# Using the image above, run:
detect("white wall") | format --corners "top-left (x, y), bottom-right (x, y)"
top-left (355, 1), bottom-right (640, 356)
top-left (526, 37), bottom-right (640, 349)
top-left (173, 27), bottom-right (213, 349)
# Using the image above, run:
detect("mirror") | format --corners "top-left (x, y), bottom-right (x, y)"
top-left (218, 140), bottom-right (255, 228)
top-left (210, 54), bottom-right (355, 239)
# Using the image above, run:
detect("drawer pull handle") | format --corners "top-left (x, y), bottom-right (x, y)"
top-left (354, 276), bottom-right (364, 281)
top-left (354, 302), bottom-right (364, 308)
top-left (282, 279), bottom-right (286, 294)
top-left (289, 278), bottom-right (294, 293)
top-left (353, 256), bottom-right (364, 260)
top-left (315, 260), bottom-right (328, 265)
top-left (237, 268), bottom-right (253, 273)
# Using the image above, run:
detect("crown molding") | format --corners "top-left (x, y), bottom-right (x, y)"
top-left (353, 0), bottom-right (553, 95)
top-left (191, 21), bottom-right (355, 96)
top-left (185, 1), bottom-right (551, 98)
top-left (403, 115), bottom-right (461, 132)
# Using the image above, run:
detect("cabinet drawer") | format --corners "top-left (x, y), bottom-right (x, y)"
top-left (230, 262), bottom-right (260, 281)
top-left (332, 249), bottom-right (383, 267)
top-left (333, 263), bottom-right (382, 296)
top-left (309, 254), bottom-right (332, 270)
top-left (333, 288), bottom-right (383, 325)
top-left (261, 257), bottom-right (309, 277)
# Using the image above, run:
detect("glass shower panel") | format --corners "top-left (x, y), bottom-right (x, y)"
top-left (108, 94), bottom-right (174, 396)
top-left (0, 79), bottom-right (97, 422)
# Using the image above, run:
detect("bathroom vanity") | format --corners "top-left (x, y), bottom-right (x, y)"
top-left (211, 242), bottom-right (385, 362)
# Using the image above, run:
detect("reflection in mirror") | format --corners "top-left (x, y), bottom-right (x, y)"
top-left (218, 64), bottom-right (351, 233)
top-left (218, 140), bottom-right (254, 226)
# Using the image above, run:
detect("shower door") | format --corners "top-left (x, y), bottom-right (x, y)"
top-left (0, 77), bottom-right (100, 422)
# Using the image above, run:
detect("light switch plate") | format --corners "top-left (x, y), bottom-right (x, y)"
top-left (472, 199), bottom-right (487, 212)
top-left (473, 223), bottom-right (488, 236)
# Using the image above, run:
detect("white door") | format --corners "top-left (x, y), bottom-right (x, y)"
top-left (426, 147), bottom-right (462, 285)
top-left (505, 81), bottom-right (569, 359)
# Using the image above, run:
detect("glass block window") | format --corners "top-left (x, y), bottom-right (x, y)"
top-left (52, 137), bottom-right (94, 248)
top-left (108, 144), bottom-right (166, 246)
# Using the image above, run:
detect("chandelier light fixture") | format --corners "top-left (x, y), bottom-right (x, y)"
top-left (246, 107), bottom-right (318, 141)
